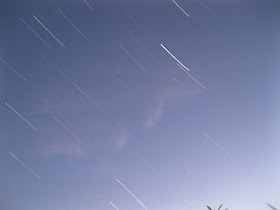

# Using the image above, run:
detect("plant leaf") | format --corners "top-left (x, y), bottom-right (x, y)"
top-left (267, 203), bottom-right (278, 210)
top-left (218, 204), bottom-right (223, 210)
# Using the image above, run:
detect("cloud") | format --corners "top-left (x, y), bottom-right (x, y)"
top-left (143, 74), bottom-right (205, 128)
top-left (116, 126), bottom-right (129, 149)
top-left (144, 100), bottom-right (164, 128)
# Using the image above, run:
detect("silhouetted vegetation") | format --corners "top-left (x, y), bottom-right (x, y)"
top-left (206, 203), bottom-right (278, 209)
top-left (206, 204), bottom-right (228, 210)
top-left (267, 203), bottom-right (278, 210)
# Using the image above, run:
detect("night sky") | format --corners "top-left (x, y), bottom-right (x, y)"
top-left (1, 0), bottom-right (280, 209)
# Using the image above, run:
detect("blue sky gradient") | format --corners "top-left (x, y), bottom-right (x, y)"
top-left (1, 0), bottom-right (280, 209)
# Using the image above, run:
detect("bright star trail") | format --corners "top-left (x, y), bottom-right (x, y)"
top-left (172, 0), bottom-right (190, 17)
top-left (2, 1), bottom-right (279, 209)
top-left (160, 44), bottom-right (190, 72)
top-left (33, 15), bottom-right (65, 47)
top-left (34, 10), bottom-right (66, 43)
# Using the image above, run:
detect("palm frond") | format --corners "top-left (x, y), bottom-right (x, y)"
top-left (267, 203), bottom-right (278, 210)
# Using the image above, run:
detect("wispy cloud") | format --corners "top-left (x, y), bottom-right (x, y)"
top-left (144, 100), bottom-right (164, 128)
top-left (116, 126), bottom-right (129, 148)
top-left (143, 73), bottom-right (204, 128)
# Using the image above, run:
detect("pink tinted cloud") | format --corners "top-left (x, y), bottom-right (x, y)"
top-left (144, 78), bottom-right (203, 128)
top-left (143, 72), bottom-right (205, 128)
top-left (144, 100), bottom-right (164, 128)
top-left (116, 126), bottom-right (129, 149)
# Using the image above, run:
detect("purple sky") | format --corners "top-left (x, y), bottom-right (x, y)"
top-left (1, 0), bottom-right (280, 209)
